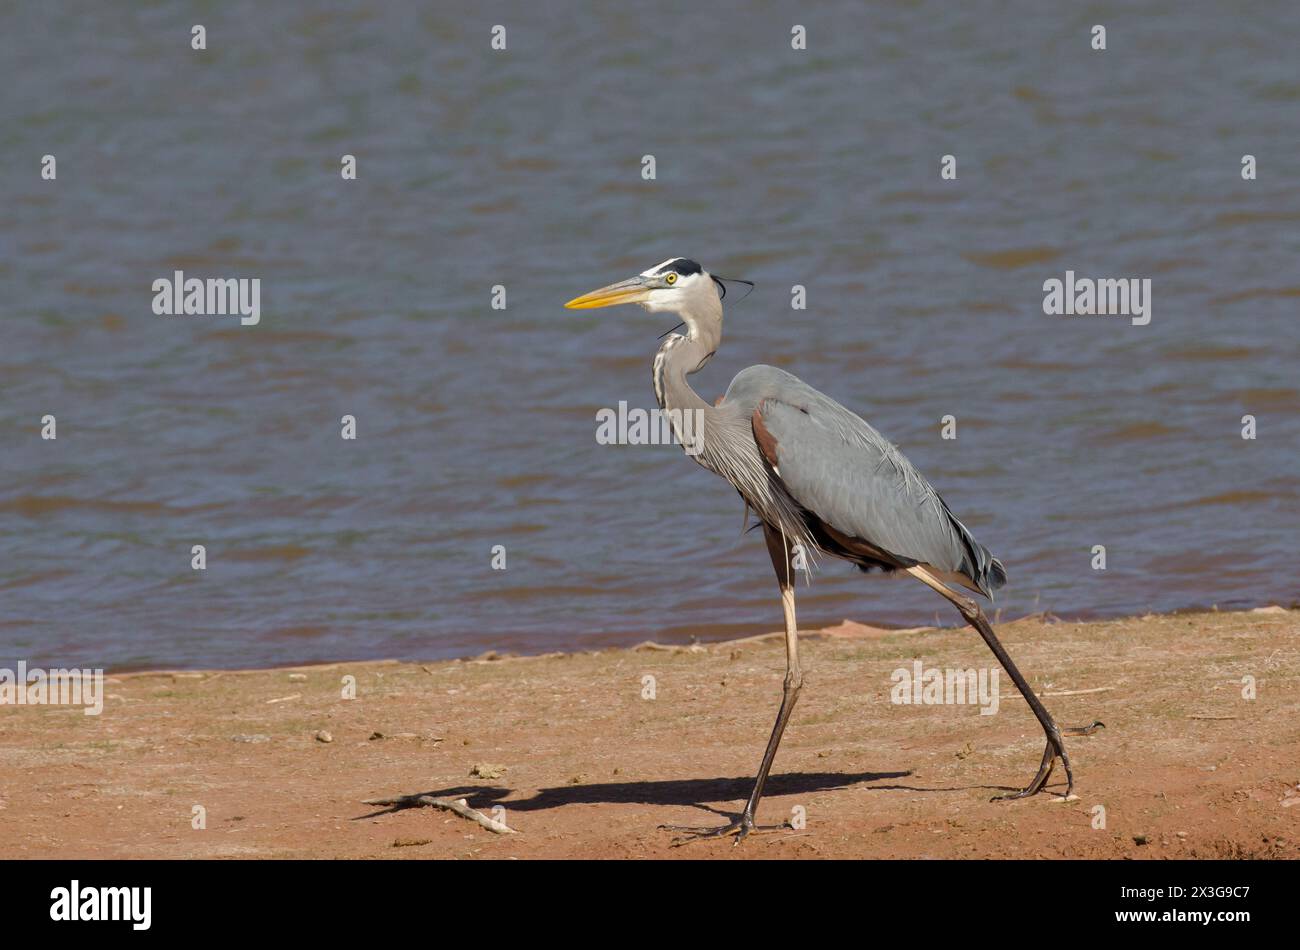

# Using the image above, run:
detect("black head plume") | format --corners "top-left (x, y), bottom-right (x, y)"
top-left (710, 274), bottom-right (755, 302)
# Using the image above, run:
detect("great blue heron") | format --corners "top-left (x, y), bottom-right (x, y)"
top-left (567, 258), bottom-right (1096, 843)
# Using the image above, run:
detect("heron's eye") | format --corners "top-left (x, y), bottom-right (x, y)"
top-left (664, 272), bottom-right (677, 285)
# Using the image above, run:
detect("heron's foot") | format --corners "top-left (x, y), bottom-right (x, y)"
top-left (659, 815), bottom-right (787, 846)
top-left (1062, 719), bottom-right (1106, 737)
top-left (991, 769), bottom-right (1057, 802)
top-left (991, 724), bottom-right (1077, 802)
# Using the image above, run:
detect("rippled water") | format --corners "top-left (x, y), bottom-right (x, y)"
top-left (2, 2), bottom-right (1297, 669)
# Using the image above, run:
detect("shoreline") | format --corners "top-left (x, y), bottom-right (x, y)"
top-left (3, 606), bottom-right (1297, 859)
top-left (93, 598), bottom-right (1300, 677)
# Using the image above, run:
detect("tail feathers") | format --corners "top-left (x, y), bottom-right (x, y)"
top-left (986, 554), bottom-right (1008, 591)
top-left (943, 503), bottom-right (1007, 597)
top-left (963, 544), bottom-right (1006, 598)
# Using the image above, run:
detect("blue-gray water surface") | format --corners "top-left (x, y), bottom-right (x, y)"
top-left (2, 2), bottom-right (1297, 670)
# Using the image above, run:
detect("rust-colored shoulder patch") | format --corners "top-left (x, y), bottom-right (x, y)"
top-left (752, 405), bottom-right (780, 468)
top-left (714, 394), bottom-right (725, 407)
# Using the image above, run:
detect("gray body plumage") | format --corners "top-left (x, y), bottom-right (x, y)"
top-left (720, 364), bottom-right (1004, 596)
top-left (652, 314), bottom-right (1005, 598)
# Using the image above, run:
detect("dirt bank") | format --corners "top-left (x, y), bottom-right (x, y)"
top-left (2, 608), bottom-right (1297, 859)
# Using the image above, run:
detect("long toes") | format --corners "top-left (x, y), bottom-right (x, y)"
top-left (990, 788), bottom-right (1035, 802)
top-left (671, 828), bottom-right (741, 846)
top-left (1062, 720), bottom-right (1105, 737)
top-left (661, 818), bottom-right (778, 845)
top-left (660, 817), bottom-right (791, 844)
top-left (991, 769), bottom-right (1054, 801)
top-left (662, 822), bottom-right (742, 843)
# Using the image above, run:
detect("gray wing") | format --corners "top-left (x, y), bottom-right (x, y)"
top-left (726, 365), bottom-right (1006, 596)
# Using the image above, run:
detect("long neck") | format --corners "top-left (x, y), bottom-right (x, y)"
top-left (652, 333), bottom-right (712, 417)
top-left (651, 293), bottom-right (723, 417)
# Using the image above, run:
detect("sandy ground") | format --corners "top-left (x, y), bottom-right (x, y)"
top-left (2, 607), bottom-right (1297, 859)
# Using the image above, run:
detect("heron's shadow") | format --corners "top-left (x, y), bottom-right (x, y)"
top-left (357, 769), bottom-right (919, 820)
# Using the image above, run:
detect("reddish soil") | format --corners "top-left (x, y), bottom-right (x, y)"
top-left (2, 608), bottom-right (1297, 859)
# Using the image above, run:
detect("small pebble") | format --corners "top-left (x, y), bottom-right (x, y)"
top-left (314, 730), bottom-right (333, 743)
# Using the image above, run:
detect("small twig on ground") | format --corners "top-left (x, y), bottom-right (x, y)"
top-left (633, 641), bottom-right (707, 653)
top-left (710, 631), bottom-right (784, 647)
top-left (362, 794), bottom-right (518, 834)
top-left (1005, 686), bottom-right (1113, 700)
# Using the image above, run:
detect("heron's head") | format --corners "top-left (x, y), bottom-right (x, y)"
top-left (564, 257), bottom-right (717, 316)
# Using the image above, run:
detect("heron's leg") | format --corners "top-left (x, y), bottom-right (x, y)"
top-left (663, 527), bottom-right (802, 844)
top-left (905, 566), bottom-right (1077, 801)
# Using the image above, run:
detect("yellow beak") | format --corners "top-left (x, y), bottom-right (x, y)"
top-left (564, 276), bottom-right (651, 310)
